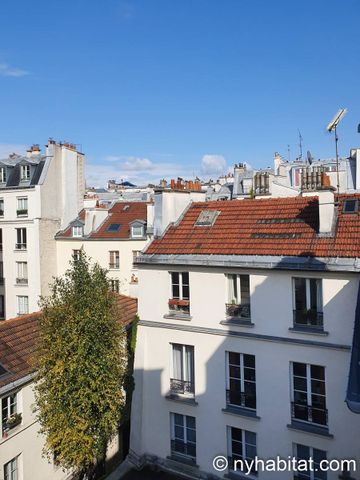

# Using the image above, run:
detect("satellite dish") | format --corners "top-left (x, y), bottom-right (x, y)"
top-left (326, 108), bottom-right (347, 132)
top-left (307, 150), bottom-right (313, 165)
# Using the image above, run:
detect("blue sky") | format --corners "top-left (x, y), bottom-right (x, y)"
top-left (0, 0), bottom-right (359, 187)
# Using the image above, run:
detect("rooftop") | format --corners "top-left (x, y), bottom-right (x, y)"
top-left (145, 194), bottom-right (360, 259)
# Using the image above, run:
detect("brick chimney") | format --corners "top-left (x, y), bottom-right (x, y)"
top-left (26, 144), bottom-right (41, 157)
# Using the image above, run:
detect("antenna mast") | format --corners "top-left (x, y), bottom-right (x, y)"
top-left (298, 130), bottom-right (303, 161)
top-left (326, 108), bottom-right (347, 193)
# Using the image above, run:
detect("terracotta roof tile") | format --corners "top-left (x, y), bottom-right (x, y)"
top-left (145, 194), bottom-right (360, 258)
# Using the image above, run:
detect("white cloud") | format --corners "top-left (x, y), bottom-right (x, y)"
top-left (122, 157), bottom-right (155, 171)
top-left (0, 63), bottom-right (29, 77)
top-left (0, 143), bottom-right (27, 158)
top-left (201, 154), bottom-right (227, 175)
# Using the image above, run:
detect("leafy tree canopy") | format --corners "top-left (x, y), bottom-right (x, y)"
top-left (34, 251), bottom-right (127, 478)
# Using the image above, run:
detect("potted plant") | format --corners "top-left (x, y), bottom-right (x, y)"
top-left (4, 412), bottom-right (22, 430)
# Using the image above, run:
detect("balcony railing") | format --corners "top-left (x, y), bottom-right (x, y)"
top-left (226, 303), bottom-right (251, 319)
top-left (0, 278), bottom-right (4, 285)
top-left (108, 263), bottom-right (120, 269)
top-left (171, 440), bottom-right (196, 460)
top-left (16, 209), bottom-right (28, 216)
top-left (170, 378), bottom-right (195, 395)
top-left (15, 243), bottom-right (27, 250)
top-left (226, 389), bottom-right (256, 410)
top-left (16, 278), bottom-right (28, 285)
top-left (168, 298), bottom-right (190, 314)
top-left (291, 401), bottom-right (328, 426)
top-left (293, 309), bottom-right (323, 328)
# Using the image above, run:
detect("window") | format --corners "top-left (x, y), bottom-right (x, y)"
top-left (291, 362), bottom-right (327, 426)
top-left (0, 261), bottom-right (3, 284)
top-left (293, 278), bottom-right (323, 329)
top-left (170, 413), bottom-right (196, 461)
top-left (170, 344), bottom-right (194, 395)
top-left (0, 295), bottom-right (4, 318)
top-left (0, 198), bottom-right (4, 217)
top-left (294, 444), bottom-right (327, 480)
top-left (0, 228), bottom-right (2, 250)
top-left (343, 199), bottom-right (358, 214)
top-left (0, 167), bottom-right (6, 183)
top-left (227, 427), bottom-right (257, 475)
top-left (72, 226), bottom-right (83, 238)
top-left (110, 279), bottom-right (120, 293)
top-left (16, 197), bottom-right (28, 216)
top-left (2, 393), bottom-right (19, 434)
top-left (226, 274), bottom-right (251, 319)
top-left (106, 223), bottom-right (121, 232)
top-left (194, 210), bottom-right (219, 226)
top-left (132, 250), bottom-right (141, 265)
top-left (226, 352), bottom-right (256, 411)
top-left (109, 251), bottom-right (120, 269)
top-left (72, 249), bottom-right (81, 261)
top-left (131, 224), bottom-right (144, 238)
top-left (16, 296), bottom-right (29, 315)
top-left (20, 164), bottom-right (30, 181)
top-left (15, 228), bottom-right (27, 250)
top-left (4, 456), bottom-right (18, 480)
top-left (16, 262), bottom-right (28, 284)
top-left (169, 272), bottom-right (190, 314)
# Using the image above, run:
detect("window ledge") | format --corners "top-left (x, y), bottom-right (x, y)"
top-left (166, 455), bottom-right (199, 469)
top-left (163, 313), bottom-right (192, 321)
top-left (221, 319), bottom-right (254, 327)
top-left (289, 327), bottom-right (329, 336)
top-left (222, 406), bottom-right (260, 420)
top-left (165, 394), bottom-right (198, 406)
top-left (287, 421), bottom-right (333, 438)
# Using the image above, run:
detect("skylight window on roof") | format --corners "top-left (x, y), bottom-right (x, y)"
top-left (343, 199), bottom-right (358, 214)
top-left (107, 223), bottom-right (121, 232)
top-left (195, 210), bottom-right (219, 226)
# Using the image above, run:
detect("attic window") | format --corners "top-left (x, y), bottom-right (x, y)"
top-left (72, 226), bottom-right (83, 237)
top-left (0, 167), bottom-right (6, 183)
top-left (195, 210), bottom-right (219, 226)
top-left (107, 223), bottom-right (121, 232)
top-left (343, 199), bottom-right (358, 214)
top-left (20, 165), bottom-right (30, 181)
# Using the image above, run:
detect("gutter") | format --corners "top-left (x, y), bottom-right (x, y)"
top-left (0, 372), bottom-right (36, 396)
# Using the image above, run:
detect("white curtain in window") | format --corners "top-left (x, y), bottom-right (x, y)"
top-left (173, 345), bottom-right (183, 380)
top-left (184, 346), bottom-right (194, 383)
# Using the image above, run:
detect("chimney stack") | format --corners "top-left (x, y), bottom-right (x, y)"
top-left (318, 189), bottom-right (336, 236)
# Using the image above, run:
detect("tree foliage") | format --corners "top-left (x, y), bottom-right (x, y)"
top-left (34, 251), bottom-right (127, 478)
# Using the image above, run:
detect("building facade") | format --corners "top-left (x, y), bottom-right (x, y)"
top-left (0, 140), bottom-right (85, 320)
top-left (130, 191), bottom-right (360, 479)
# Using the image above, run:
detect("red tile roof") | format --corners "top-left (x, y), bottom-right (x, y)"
top-left (58, 202), bottom-right (147, 239)
top-left (0, 295), bottom-right (137, 388)
top-left (145, 195), bottom-right (360, 258)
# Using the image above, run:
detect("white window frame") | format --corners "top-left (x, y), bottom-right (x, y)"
top-left (227, 274), bottom-right (250, 304)
top-left (20, 164), bottom-right (30, 181)
top-left (110, 279), bottom-right (120, 293)
top-left (0, 167), bottom-right (6, 183)
top-left (16, 296), bottom-right (29, 315)
top-left (16, 262), bottom-right (28, 282)
top-left (292, 277), bottom-right (323, 312)
top-left (227, 426), bottom-right (257, 473)
top-left (170, 413), bottom-right (196, 460)
top-left (15, 228), bottom-right (27, 249)
top-left (131, 225), bottom-right (144, 238)
top-left (170, 272), bottom-right (190, 300)
top-left (16, 197), bottom-right (28, 216)
top-left (72, 226), bottom-right (83, 238)
top-left (4, 456), bottom-right (19, 480)
top-left (109, 251), bottom-right (120, 269)
top-left (226, 352), bottom-right (256, 410)
top-left (293, 443), bottom-right (327, 480)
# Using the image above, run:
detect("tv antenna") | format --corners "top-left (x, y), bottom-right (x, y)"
top-left (298, 130), bottom-right (303, 161)
top-left (326, 108), bottom-right (347, 193)
top-left (307, 150), bottom-right (313, 165)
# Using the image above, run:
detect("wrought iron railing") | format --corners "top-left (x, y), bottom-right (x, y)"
top-left (170, 378), bottom-right (194, 395)
top-left (226, 303), bottom-right (251, 319)
top-left (16, 209), bottom-right (28, 216)
top-left (16, 278), bottom-right (28, 285)
top-left (291, 401), bottom-right (328, 426)
top-left (15, 243), bottom-right (27, 250)
top-left (108, 263), bottom-right (120, 269)
top-left (293, 309), bottom-right (323, 328)
top-left (226, 389), bottom-right (256, 410)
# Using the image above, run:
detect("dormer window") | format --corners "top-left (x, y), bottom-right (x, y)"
top-left (72, 226), bottom-right (83, 237)
top-left (132, 225), bottom-right (144, 238)
top-left (0, 167), bottom-right (6, 183)
top-left (20, 165), bottom-right (30, 181)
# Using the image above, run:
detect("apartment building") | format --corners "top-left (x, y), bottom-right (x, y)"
top-left (130, 189), bottom-right (360, 479)
top-left (0, 140), bottom-right (85, 320)
top-left (55, 201), bottom-right (150, 295)
top-left (0, 294), bottom-right (137, 480)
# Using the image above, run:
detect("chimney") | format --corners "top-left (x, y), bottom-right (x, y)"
top-left (350, 148), bottom-right (360, 190)
top-left (234, 163), bottom-right (246, 174)
top-left (318, 189), bottom-right (336, 236)
top-left (274, 152), bottom-right (283, 176)
top-left (26, 144), bottom-right (41, 157)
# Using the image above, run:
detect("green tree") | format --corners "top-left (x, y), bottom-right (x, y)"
top-left (34, 251), bottom-right (127, 479)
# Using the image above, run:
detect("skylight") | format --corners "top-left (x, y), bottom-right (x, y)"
top-left (343, 200), bottom-right (358, 214)
top-left (195, 210), bottom-right (219, 226)
top-left (106, 223), bottom-right (121, 232)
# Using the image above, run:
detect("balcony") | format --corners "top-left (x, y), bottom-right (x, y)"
top-left (226, 389), bottom-right (256, 410)
top-left (170, 440), bottom-right (196, 461)
top-left (170, 378), bottom-right (194, 395)
top-left (16, 278), bottom-right (28, 285)
top-left (108, 263), bottom-right (120, 269)
top-left (16, 209), bottom-right (28, 217)
top-left (291, 401), bottom-right (328, 426)
top-left (226, 303), bottom-right (251, 319)
top-left (293, 309), bottom-right (323, 329)
top-left (15, 243), bottom-right (27, 250)
top-left (168, 298), bottom-right (190, 315)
